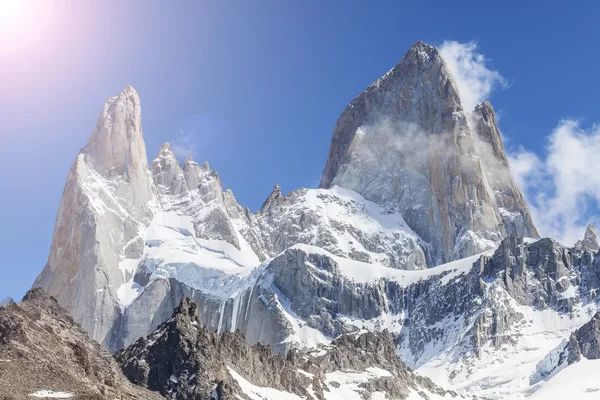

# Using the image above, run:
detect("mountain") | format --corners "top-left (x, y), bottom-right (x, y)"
top-left (320, 42), bottom-right (537, 265)
top-left (0, 297), bottom-right (14, 308)
top-left (30, 41), bottom-right (600, 399)
top-left (33, 85), bottom-right (156, 346)
top-left (116, 297), bottom-right (463, 400)
top-left (576, 224), bottom-right (599, 251)
top-left (32, 82), bottom-right (431, 352)
top-left (0, 288), bottom-right (162, 399)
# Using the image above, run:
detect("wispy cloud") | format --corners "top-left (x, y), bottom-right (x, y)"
top-left (171, 128), bottom-right (198, 160)
top-left (439, 41), bottom-right (507, 114)
top-left (440, 40), bottom-right (595, 245)
top-left (508, 121), bottom-right (600, 245)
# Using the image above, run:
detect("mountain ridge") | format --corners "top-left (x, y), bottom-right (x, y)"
top-left (27, 41), bottom-right (599, 399)
top-left (0, 288), bottom-right (162, 399)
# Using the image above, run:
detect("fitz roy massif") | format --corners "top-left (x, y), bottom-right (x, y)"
top-left (1, 42), bottom-right (598, 399)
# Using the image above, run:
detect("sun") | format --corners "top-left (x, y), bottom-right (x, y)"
top-left (0, 0), bottom-right (24, 26)
top-left (0, 0), bottom-right (53, 53)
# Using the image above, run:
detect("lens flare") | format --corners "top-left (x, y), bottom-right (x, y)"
top-left (0, 0), bottom-right (54, 53)
top-left (0, 0), bottom-right (23, 21)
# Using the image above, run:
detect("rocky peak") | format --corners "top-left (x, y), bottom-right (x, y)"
top-left (318, 41), bottom-right (537, 265)
top-left (174, 296), bottom-right (199, 324)
top-left (81, 84), bottom-right (155, 212)
top-left (82, 85), bottom-right (148, 177)
top-left (0, 297), bottom-right (14, 308)
top-left (260, 183), bottom-right (283, 212)
top-left (319, 40), bottom-right (461, 190)
top-left (22, 287), bottom-right (54, 303)
top-left (151, 141), bottom-right (188, 195)
top-left (182, 156), bottom-right (220, 192)
top-left (158, 141), bottom-right (172, 152)
top-left (33, 86), bottom-right (157, 349)
top-left (473, 101), bottom-right (509, 165)
top-left (581, 224), bottom-right (599, 251)
top-left (117, 298), bottom-right (456, 400)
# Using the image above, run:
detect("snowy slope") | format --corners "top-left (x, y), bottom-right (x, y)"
top-left (255, 186), bottom-right (429, 269)
top-left (528, 359), bottom-right (600, 400)
top-left (418, 298), bottom-right (599, 399)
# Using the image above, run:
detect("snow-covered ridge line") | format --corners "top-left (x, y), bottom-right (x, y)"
top-left (288, 242), bottom-right (493, 286)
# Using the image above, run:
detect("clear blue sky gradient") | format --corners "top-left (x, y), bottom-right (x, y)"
top-left (1, 0), bottom-right (599, 300)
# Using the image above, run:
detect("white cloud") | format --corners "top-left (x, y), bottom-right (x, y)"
top-left (171, 128), bottom-right (198, 159)
top-left (439, 41), bottom-right (597, 246)
top-left (508, 120), bottom-right (600, 245)
top-left (439, 41), bottom-right (507, 114)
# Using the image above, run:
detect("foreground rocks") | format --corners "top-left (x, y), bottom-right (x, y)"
top-left (0, 289), bottom-right (162, 400)
top-left (116, 297), bottom-right (459, 400)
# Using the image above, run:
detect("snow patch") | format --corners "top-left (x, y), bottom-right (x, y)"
top-left (227, 367), bottom-right (306, 400)
top-left (29, 391), bottom-right (73, 399)
top-left (529, 358), bottom-right (600, 399)
top-left (291, 243), bottom-right (492, 287)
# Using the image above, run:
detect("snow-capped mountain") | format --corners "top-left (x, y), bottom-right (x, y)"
top-left (32, 41), bottom-right (600, 399)
top-left (320, 42), bottom-right (537, 266)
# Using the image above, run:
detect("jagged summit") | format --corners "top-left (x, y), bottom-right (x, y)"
top-left (83, 85), bottom-right (147, 176)
top-left (116, 297), bottom-right (456, 400)
top-left (0, 297), bottom-right (14, 307)
top-left (260, 182), bottom-right (283, 212)
top-left (576, 223), bottom-right (599, 251)
top-left (34, 86), bottom-right (156, 346)
top-left (319, 40), bottom-right (537, 265)
top-left (405, 40), bottom-right (442, 60)
top-left (380, 41), bottom-right (442, 82)
top-left (159, 141), bottom-right (171, 151)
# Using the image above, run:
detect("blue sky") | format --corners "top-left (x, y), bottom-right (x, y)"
top-left (1, 0), bottom-right (599, 300)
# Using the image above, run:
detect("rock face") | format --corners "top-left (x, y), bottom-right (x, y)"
top-left (319, 42), bottom-right (538, 265)
top-left (576, 224), bottom-right (599, 251)
top-left (564, 312), bottom-right (600, 362)
top-left (0, 288), bottom-right (162, 399)
top-left (116, 297), bottom-right (459, 400)
top-left (33, 86), bottom-right (157, 346)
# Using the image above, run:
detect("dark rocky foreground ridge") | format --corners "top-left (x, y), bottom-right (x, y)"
top-left (0, 288), bottom-right (162, 400)
top-left (0, 289), bottom-right (457, 400)
top-left (116, 297), bottom-right (455, 400)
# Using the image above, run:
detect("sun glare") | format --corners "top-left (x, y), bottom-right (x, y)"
top-left (0, 0), bottom-right (23, 24)
top-left (0, 0), bottom-right (53, 53)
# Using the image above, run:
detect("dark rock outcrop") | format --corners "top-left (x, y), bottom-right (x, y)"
top-left (116, 298), bottom-right (456, 400)
top-left (563, 312), bottom-right (600, 363)
top-left (0, 288), bottom-right (162, 399)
